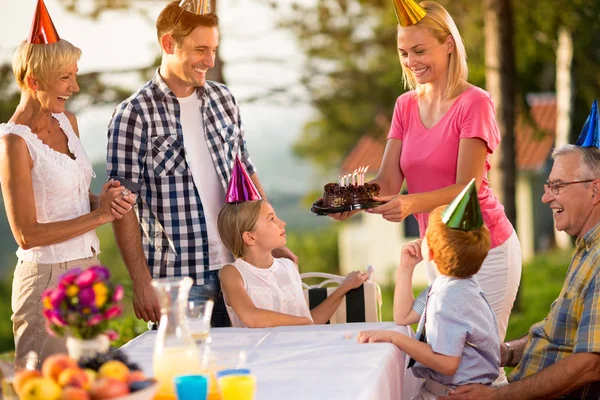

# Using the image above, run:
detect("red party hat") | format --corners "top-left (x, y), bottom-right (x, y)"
top-left (225, 156), bottom-right (262, 203)
top-left (28, 0), bottom-right (60, 44)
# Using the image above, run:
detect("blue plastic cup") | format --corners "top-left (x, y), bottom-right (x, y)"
top-left (216, 368), bottom-right (251, 379)
top-left (174, 374), bottom-right (209, 400)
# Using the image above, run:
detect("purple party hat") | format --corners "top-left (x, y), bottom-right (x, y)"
top-left (225, 156), bottom-right (262, 203)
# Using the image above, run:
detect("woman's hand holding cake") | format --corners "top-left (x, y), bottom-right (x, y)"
top-left (366, 193), bottom-right (417, 222)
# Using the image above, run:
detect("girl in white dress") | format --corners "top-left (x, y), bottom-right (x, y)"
top-left (217, 200), bottom-right (368, 328)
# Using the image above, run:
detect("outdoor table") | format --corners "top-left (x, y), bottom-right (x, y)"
top-left (121, 321), bottom-right (422, 400)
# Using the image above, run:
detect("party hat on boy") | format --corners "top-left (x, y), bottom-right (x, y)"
top-left (225, 156), bottom-right (262, 203)
top-left (392, 0), bottom-right (426, 27)
top-left (28, 0), bottom-right (60, 44)
top-left (441, 178), bottom-right (483, 231)
top-left (178, 0), bottom-right (211, 15)
top-left (574, 100), bottom-right (600, 148)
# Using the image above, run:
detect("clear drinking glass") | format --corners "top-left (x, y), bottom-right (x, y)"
top-left (186, 299), bottom-right (214, 344)
top-left (0, 352), bottom-right (38, 400)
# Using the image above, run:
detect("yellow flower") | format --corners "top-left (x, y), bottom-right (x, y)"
top-left (66, 285), bottom-right (79, 297)
top-left (82, 307), bottom-right (92, 315)
top-left (43, 296), bottom-right (52, 309)
top-left (93, 282), bottom-right (109, 308)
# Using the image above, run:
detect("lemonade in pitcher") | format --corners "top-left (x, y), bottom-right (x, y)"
top-left (154, 345), bottom-right (203, 396)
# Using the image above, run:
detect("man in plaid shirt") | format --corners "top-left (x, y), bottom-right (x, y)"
top-left (106, 1), bottom-right (296, 327)
top-left (446, 144), bottom-right (600, 399)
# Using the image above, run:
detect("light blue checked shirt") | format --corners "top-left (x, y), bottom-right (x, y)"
top-left (411, 275), bottom-right (500, 386)
top-left (106, 69), bottom-right (255, 285)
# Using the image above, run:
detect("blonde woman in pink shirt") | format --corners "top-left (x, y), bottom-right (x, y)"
top-left (334, 0), bottom-right (521, 365)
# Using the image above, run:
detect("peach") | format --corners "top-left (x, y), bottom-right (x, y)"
top-left (57, 367), bottom-right (90, 390)
top-left (13, 369), bottom-right (42, 396)
top-left (97, 360), bottom-right (130, 383)
top-left (42, 354), bottom-right (78, 382)
top-left (89, 378), bottom-right (129, 400)
top-left (19, 377), bottom-right (62, 400)
top-left (126, 370), bottom-right (146, 384)
top-left (84, 368), bottom-right (97, 383)
top-left (61, 387), bottom-right (91, 400)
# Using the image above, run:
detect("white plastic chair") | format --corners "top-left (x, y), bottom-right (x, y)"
top-left (300, 266), bottom-right (383, 324)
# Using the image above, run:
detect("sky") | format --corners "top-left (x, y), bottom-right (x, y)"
top-left (0, 0), bottom-right (319, 195)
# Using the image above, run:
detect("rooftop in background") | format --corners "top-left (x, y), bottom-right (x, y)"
top-left (341, 93), bottom-right (557, 175)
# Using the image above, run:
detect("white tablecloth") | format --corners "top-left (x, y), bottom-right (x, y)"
top-left (121, 322), bottom-right (422, 400)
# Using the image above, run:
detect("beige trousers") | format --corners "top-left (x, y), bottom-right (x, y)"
top-left (11, 255), bottom-right (100, 366)
top-left (411, 378), bottom-right (454, 400)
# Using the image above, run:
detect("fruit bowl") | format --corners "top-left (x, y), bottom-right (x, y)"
top-left (113, 379), bottom-right (159, 400)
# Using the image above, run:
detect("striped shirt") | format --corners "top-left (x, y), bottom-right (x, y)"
top-left (509, 222), bottom-right (600, 398)
top-left (106, 69), bottom-right (255, 285)
top-left (411, 275), bottom-right (500, 386)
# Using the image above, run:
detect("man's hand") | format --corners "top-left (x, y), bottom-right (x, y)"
top-left (439, 384), bottom-right (500, 400)
top-left (132, 281), bottom-right (161, 323)
top-left (272, 246), bottom-right (299, 264)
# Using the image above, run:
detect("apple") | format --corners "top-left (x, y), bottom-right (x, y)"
top-left (13, 369), bottom-right (42, 396)
top-left (89, 378), bottom-right (129, 399)
top-left (57, 367), bottom-right (90, 390)
top-left (19, 377), bottom-right (62, 400)
top-left (97, 360), bottom-right (130, 383)
top-left (42, 355), bottom-right (78, 382)
top-left (61, 386), bottom-right (91, 400)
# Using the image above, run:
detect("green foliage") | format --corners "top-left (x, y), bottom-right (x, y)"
top-left (287, 226), bottom-right (340, 275)
top-left (0, 279), bottom-right (15, 353)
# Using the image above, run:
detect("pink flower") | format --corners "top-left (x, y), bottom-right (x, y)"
top-left (44, 310), bottom-right (67, 327)
top-left (112, 285), bottom-right (124, 303)
top-left (103, 305), bottom-right (122, 320)
top-left (58, 268), bottom-right (82, 287)
top-left (76, 269), bottom-right (98, 288)
top-left (105, 330), bottom-right (119, 342)
top-left (49, 289), bottom-right (65, 309)
top-left (87, 314), bottom-right (103, 326)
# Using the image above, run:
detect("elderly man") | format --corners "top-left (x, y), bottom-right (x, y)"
top-left (446, 141), bottom-right (600, 399)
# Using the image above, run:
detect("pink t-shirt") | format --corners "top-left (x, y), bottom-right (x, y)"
top-left (387, 86), bottom-right (513, 248)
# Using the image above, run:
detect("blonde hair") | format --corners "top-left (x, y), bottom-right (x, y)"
top-left (425, 206), bottom-right (490, 278)
top-left (12, 39), bottom-right (81, 91)
top-left (398, 1), bottom-right (468, 98)
top-left (156, 0), bottom-right (219, 46)
top-left (217, 200), bottom-right (264, 258)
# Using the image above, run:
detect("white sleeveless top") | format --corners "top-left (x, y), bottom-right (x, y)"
top-left (224, 257), bottom-right (313, 327)
top-left (0, 113), bottom-right (100, 263)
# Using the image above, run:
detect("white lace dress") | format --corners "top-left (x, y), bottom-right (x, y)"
top-left (0, 113), bottom-right (100, 263)
top-left (224, 257), bottom-right (313, 327)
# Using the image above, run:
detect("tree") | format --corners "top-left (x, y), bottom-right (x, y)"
top-left (483, 0), bottom-right (517, 227)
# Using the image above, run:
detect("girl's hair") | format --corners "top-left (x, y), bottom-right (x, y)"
top-left (156, 0), bottom-right (219, 46)
top-left (217, 200), bottom-right (264, 258)
top-left (425, 206), bottom-right (490, 278)
top-left (12, 39), bottom-right (81, 91)
top-left (399, 1), bottom-right (468, 98)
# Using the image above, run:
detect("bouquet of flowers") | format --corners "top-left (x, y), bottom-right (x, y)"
top-left (42, 266), bottom-right (124, 340)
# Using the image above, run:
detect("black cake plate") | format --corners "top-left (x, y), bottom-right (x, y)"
top-left (311, 199), bottom-right (386, 216)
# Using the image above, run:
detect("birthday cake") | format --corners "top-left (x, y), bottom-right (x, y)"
top-left (323, 182), bottom-right (380, 208)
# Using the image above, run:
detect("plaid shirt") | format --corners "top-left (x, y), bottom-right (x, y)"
top-left (106, 69), bottom-right (255, 285)
top-left (509, 222), bottom-right (600, 398)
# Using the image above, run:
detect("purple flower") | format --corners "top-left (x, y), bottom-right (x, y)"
top-left (87, 314), bottom-right (103, 326)
top-left (104, 305), bottom-right (122, 320)
top-left (112, 285), bottom-right (124, 303)
top-left (75, 269), bottom-right (98, 288)
top-left (89, 266), bottom-right (110, 281)
top-left (78, 287), bottom-right (96, 308)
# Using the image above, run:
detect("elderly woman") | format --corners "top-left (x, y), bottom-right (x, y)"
top-left (0, 0), bottom-right (135, 364)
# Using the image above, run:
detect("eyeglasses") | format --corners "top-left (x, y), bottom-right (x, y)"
top-left (543, 179), bottom-right (597, 195)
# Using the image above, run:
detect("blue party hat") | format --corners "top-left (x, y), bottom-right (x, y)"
top-left (575, 100), bottom-right (600, 148)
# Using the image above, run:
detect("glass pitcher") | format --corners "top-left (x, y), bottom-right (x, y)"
top-left (152, 277), bottom-right (203, 398)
